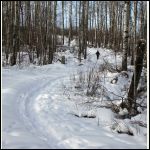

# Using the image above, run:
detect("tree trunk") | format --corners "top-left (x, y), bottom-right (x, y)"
top-left (53, 1), bottom-right (57, 53)
top-left (83, 1), bottom-right (89, 59)
top-left (140, 1), bottom-right (144, 39)
top-left (62, 1), bottom-right (64, 45)
top-left (122, 1), bottom-right (130, 71)
top-left (94, 2), bottom-right (97, 47)
top-left (68, 1), bottom-right (72, 46)
top-left (104, 1), bottom-right (108, 48)
top-left (127, 39), bottom-right (146, 115)
top-left (48, 1), bottom-right (53, 64)
top-left (11, 1), bottom-right (20, 66)
top-left (78, 1), bottom-right (82, 62)
top-left (131, 1), bottom-right (137, 65)
top-left (76, 1), bottom-right (78, 39)
top-left (96, 1), bottom-right (100, 48)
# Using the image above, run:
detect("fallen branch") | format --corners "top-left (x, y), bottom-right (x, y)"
top-left (73, 114), bottom-right (96, 118)
top-left (130, 121), bottom-right (147, 128)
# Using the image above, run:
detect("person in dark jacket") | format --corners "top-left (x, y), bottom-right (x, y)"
top-left (96, 50), bottom-right (100, 60)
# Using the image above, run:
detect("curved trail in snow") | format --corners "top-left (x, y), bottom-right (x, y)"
top-left (18, 75), bottom-right (68, 148)
top-left (2, 53), bottom-right (146, 149)
top-left (17, 70), bottom-right (146, 149)
top-left (22, 76), bottom-right (70, 144)
top-left (2, 65), bottom-right (73, 149)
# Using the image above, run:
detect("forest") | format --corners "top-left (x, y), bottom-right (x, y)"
top-left (2, 1), bottom-right (147, 65)
top-left (2, 1), bottom-right (148, 149)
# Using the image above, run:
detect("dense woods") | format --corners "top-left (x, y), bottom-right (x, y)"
top-left (2, 1), bottom-right (147, 115)
top-left (2, 1), bottom-right (147, 66)
top-left (1, 2), bottom-right (148, 148)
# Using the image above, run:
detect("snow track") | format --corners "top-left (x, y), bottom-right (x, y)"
top-left (2, 49), bottom-right (147, 149)
top-left (2, 65), bottom-right (71, 149)
top-left (18, 75), bottom-right (67, 149)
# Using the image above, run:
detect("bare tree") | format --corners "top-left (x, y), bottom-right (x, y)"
top-left (127, 39), bottom-right (146, 115)
top-left (140, 1), bottom-right (144, 39)
top-left (131, 1), bottom-right (137, 65)
top-left (48, 1), bottom-right (53, 64)
top-left (78, 1), bottom-right (82, 62)
top-left (83, 1), bottom-right (89, 59)
top-left (2, 1), bottom-right (147, 67)
top-left (122, 1), bottom-right (130, 71)
top-left (68, 1), bottom-right (72, 46)
top-left (62, 1), bottom-right (64, 45)
top-left (75, 1), bottom-right (78, 38)
top-left (11, 1), bottom-right (20, 66)
top-left (53, 1), bottom-right (57, 52)
top-left (104, 1), bottom-right (108, 48)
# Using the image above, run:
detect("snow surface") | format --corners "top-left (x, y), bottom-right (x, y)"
top-left (2, 47), bottom-right (147, 149)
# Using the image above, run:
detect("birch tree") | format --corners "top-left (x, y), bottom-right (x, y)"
top-left (122, 1), bottom-right (130, 71)
top-left (62, 1), bottom-right (64, 44)
top-left (127, 39), bottom-right (146, 115)
top-left (53, 1), bottom-right (57, 52)
top-left (68, 1), bottom-right (72, 46)
top-left (131, 1), bottom-right (137, 65)
top-left (11, 1), bottom-right (20, 66)
top-left (48, 1), bottom-right (53, 64)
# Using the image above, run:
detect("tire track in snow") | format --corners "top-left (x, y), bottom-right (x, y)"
top-left (17, 71), bottom-right (71, 148)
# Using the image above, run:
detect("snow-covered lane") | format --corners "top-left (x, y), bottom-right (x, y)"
top-left (27, 74), bottom-right (146, 149)
top-left (2, 49), bottom-right (147, 149)
top-left (2, 64), bottom-right (72, 149)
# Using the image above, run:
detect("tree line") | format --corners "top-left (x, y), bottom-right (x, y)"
top-left (2, 1), bottom-right (147, 67)
top-left (2, 1), bottom-right (147, 116)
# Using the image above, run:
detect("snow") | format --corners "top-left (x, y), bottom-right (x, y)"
top-left (2, 47), bottom-right (147, 149)
top-left (118, 108), bottom-right (128, 116)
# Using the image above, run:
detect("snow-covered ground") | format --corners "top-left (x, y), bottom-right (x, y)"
top-left (2, 47), bottom-right (147, 149)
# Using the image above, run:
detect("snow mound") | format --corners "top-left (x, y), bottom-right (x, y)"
top-left (111, 121), bottom-right (133, 136)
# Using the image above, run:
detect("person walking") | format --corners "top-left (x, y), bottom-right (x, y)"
top-left (96, 50), bottom-right (100, 60)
